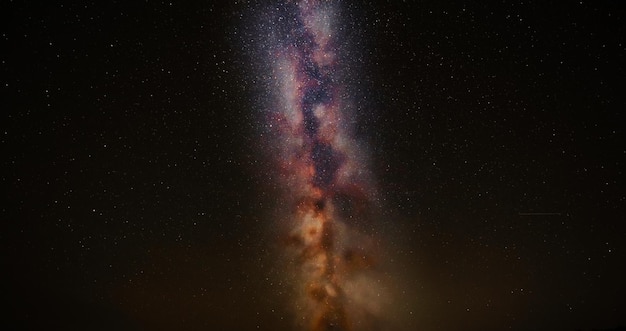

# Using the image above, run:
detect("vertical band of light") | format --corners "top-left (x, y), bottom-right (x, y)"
top-left (256, 1), bottom-right (387, 330)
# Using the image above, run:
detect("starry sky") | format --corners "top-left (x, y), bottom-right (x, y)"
top-left (2, 1), bottom-right (625, 331)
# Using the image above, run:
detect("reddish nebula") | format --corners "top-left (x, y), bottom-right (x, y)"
top-left (257, 1), bottom-right (389, 330)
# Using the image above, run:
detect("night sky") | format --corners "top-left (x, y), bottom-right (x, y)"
top-left (2, 1), bottom-right (625, 331)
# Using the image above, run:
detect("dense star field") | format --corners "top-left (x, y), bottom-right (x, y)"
top-left (250, 2), bottom-right (392, 330)
top-left (2, 1), bottom-right (625, 331)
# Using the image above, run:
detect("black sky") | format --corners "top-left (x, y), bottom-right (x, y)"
top-left (2, 1), bottom-right (625, 331)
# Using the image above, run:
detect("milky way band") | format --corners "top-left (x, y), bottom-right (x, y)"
top-left (257, 1), bottom-right (388, 330)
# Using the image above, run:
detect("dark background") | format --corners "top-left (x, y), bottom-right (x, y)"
top-left (2, 1), bottom-right (624, 330)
